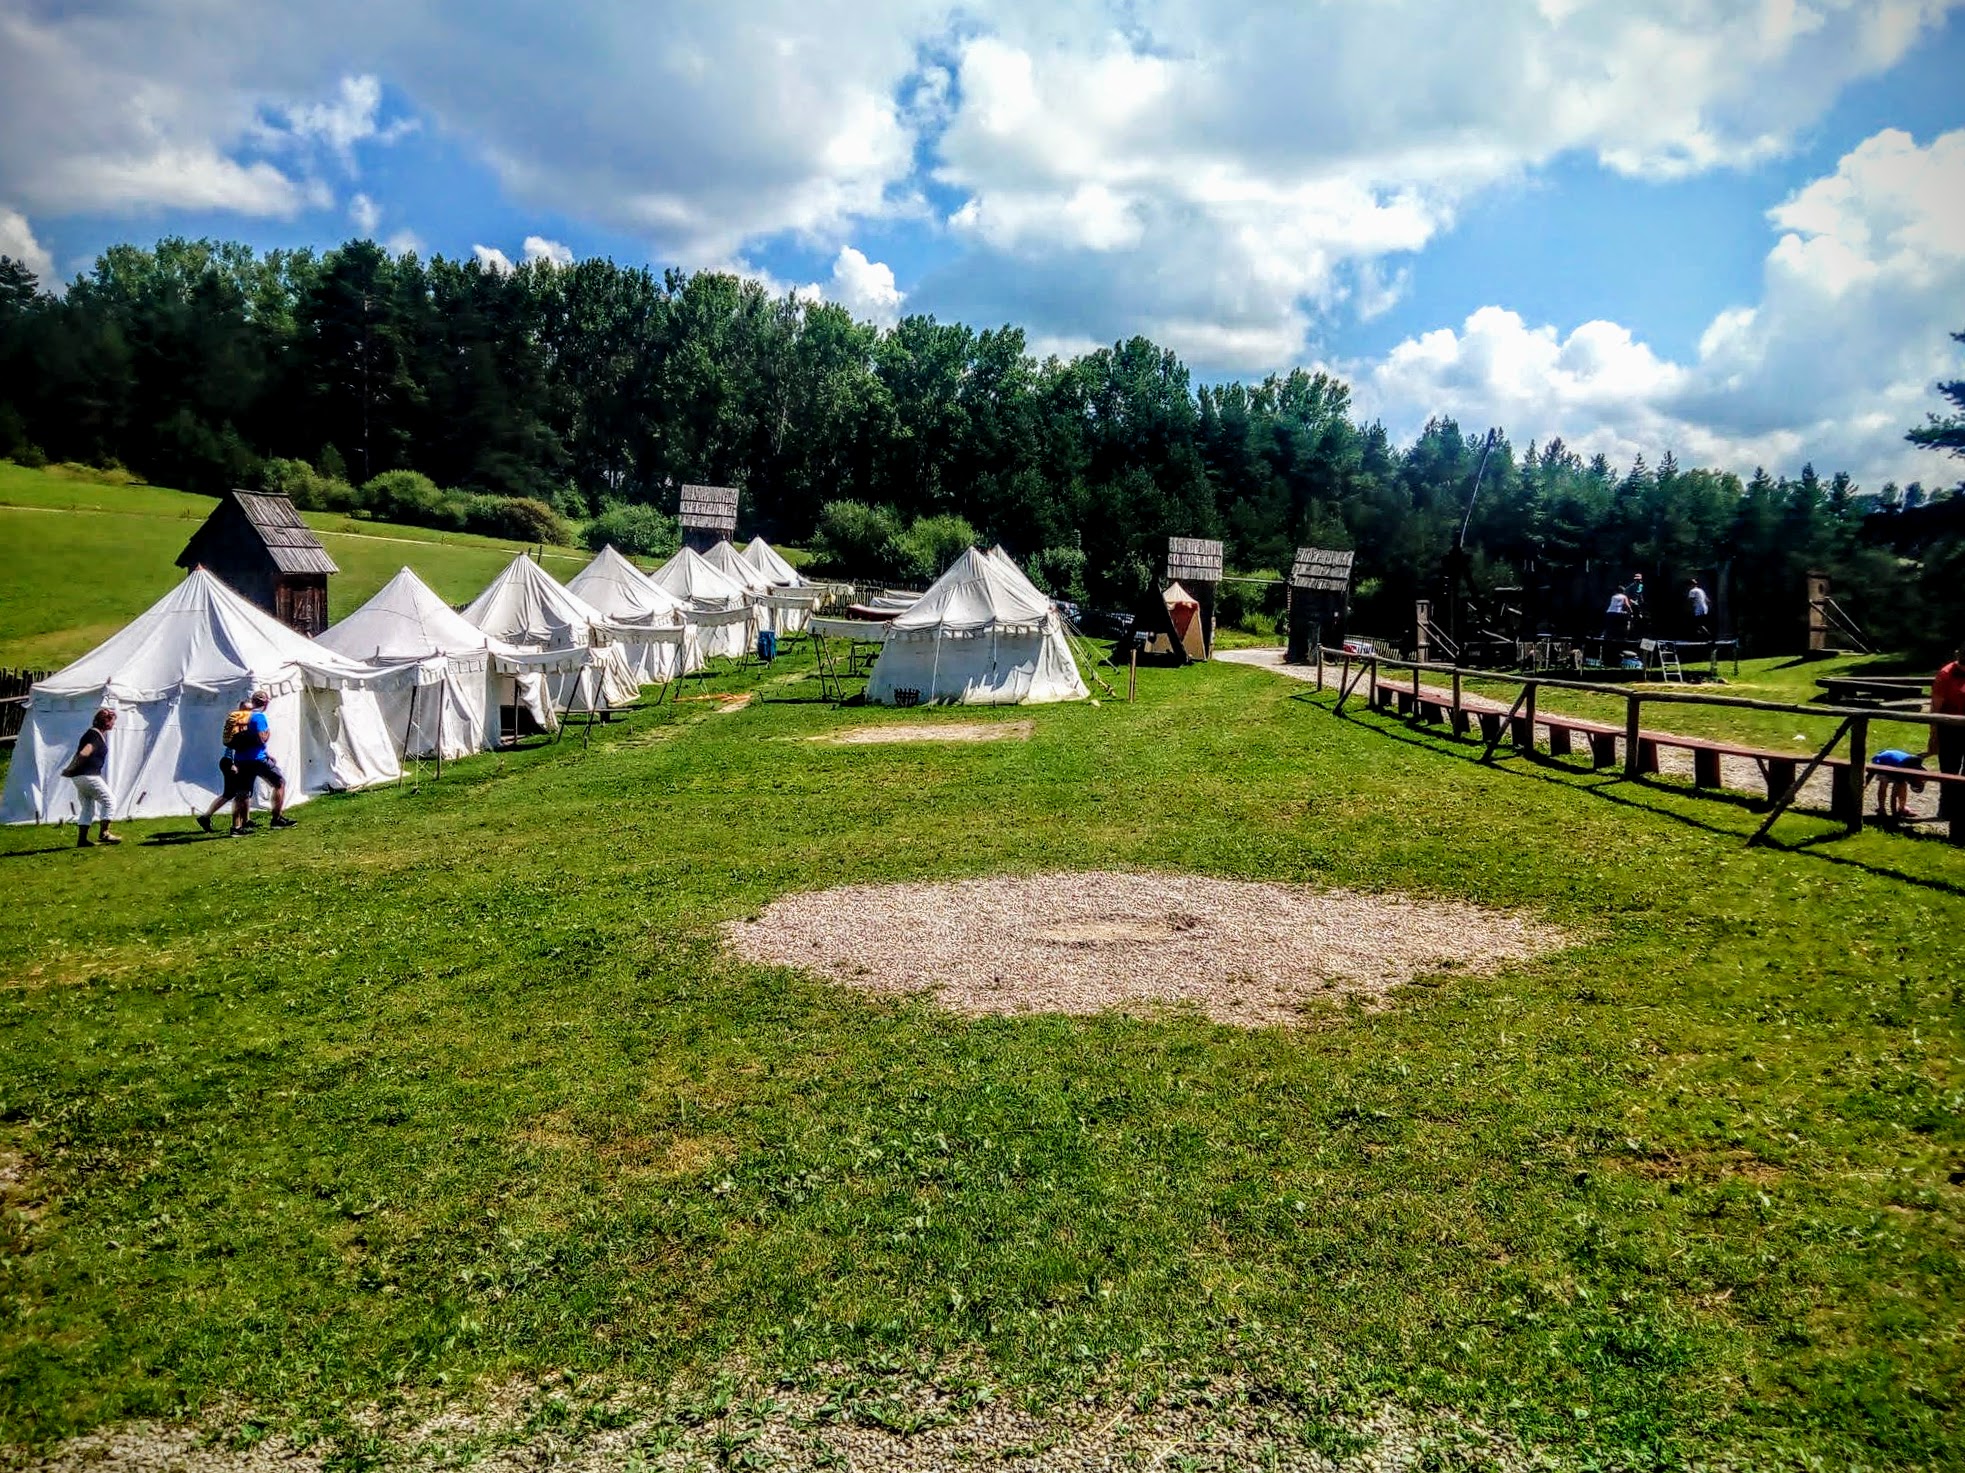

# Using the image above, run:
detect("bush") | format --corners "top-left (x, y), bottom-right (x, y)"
top-left (1027, 545), bottom-right (1088, 602)
top-left (583, 501), bottom-right (679, 559)
top-left (362, 470), bottom-right (462, 530)
top-left (261, 457), bottom-right (358, 512)
top-left (550, 482), bottom-right (592, 522)
top-left (465, 494), bottom-right (571, 546)
top-left (892, 514), bottom-right (978, 585)
top-left (1215, 568), bottom-right (1285, 631)
top-left (809, 500), bottom-right (907, 580)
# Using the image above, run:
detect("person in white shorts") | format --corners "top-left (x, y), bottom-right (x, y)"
top-left (62, 707), bottom-right (121, 848)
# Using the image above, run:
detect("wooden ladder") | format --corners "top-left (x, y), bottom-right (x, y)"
top-left (1657, 643), bottom-right (1684, 683)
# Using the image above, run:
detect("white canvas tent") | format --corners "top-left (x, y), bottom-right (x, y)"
top-left (648, 546), bottom-right (752, 660)
top-left (567, 546), bottom-right (700, 683)
top-left (865, 547), bottom-right (1087, 706)
top-left (2, 568), bottom-right (402, 824)
top-left (317, 566), bottom-right (556, 758)
top-left (704, 538), bottom-right (773, 595)
top-left (460, 554), bottom-right (641, 710)
top-left (734, 537), bottom-right (821, 634)
top-left (741, 538), bottom-right (802, 586)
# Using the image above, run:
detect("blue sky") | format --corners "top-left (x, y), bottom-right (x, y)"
top-left (3, 0), bottom-right (1962, 484)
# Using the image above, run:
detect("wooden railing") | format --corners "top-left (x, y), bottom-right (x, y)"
top-left (1313, 646), bottom-right (1965, 845)
top-left (0, 669), bottom-right (48, 747)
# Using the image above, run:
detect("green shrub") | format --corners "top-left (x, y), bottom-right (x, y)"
top-left (809, 500), bottom-right (908, 580)
top-left (261, 457), bottom-right (358, 512)
top-left (465, 494), bottom-right (571, 546)
top-left (362, 470), bottom-right (462, 530)
top-left (892, 514), bottom-right (978, 584)
top-left (1028, 545), bottom-right (1088, 602)
top-left (583, 501), bottom-right (679, 558)
top-left (1215, 568), bottom-right (1285, 631)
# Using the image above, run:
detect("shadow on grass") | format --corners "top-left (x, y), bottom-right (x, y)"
top-left (141, 829), bottom-right (229, 846)
top-left (0, 844), bottom-right (80, 859)
top-left (1295, 689), bottom-right (1965, 899)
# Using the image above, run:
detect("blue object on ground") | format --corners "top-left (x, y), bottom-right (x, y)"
top-left (757, 629), bottom-right (777, 663)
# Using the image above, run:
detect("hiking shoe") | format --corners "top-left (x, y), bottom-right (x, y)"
top-left (269, 816), bottom-right (297, 829)
top-left (229, 824), bottom-right (255, 837)
top-left (196, 812), bottom-right (214, 833)
top-left (97, 833), bottom-right (122, 845)
top-left (76, 836), bottom-right (94, 848)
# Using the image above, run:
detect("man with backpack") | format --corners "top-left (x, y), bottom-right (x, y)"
top-left (231, 690), bottom-right (296, 831)
top-left (196, 697), bottom-right (256, 836)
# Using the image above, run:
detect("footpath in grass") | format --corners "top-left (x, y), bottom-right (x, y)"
top-left (0, 462), bottom-right (592, 669)
top-left (0, 655), bottom-right (1960, 1468)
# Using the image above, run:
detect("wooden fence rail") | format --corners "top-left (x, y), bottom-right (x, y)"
top-left (1313, 646), bottom-right (1965, 846)
top-left (0, 669), bottom-right (48, 747)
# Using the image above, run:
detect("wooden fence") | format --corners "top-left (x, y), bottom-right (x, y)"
top-left (1314, 646), bottom-right (1965, 846)
top-left (0, 669), bottom-right (47, 747)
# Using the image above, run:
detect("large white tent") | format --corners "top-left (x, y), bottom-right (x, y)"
top-left (647, 546), bottom-right (753, 660)
top-left (704, 538), bottom-right (773, 595)
top-left (317, 566), bottom-right (556, 758)
top-left (865, 547), bottom-right (1087, 706)
top-left (2, 568), bottom-right (402, 824)
top-left (460, 554), bottom-right (641, 710)
top-left (567, 546), bottom-right (700, 683)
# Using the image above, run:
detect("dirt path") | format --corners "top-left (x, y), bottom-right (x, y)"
top-left (1217, 647), bottom-right (1941, 822)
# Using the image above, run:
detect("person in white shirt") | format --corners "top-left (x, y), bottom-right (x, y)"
top-left (1603, 589), bottom-right (1633, 646)
top-left (1686, 579), bottom-right (1711, 638)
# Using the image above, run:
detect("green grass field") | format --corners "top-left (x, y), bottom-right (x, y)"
top-left (1, 639), bottom-right (1960, 1467)
top-left (0, 462), bottom-right (595, 670)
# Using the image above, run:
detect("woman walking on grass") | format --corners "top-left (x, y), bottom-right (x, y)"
top-left (63, 707), bottom-right (120, 848)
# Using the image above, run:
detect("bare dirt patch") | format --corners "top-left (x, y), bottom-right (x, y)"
top-left (818, 719), bottom-right (1034, 746)
top-left (724, 871), bottom-right (1569, 1027)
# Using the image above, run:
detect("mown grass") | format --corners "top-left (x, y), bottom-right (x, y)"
top-left (1, 650), bottom-right (1959, 1467)
top-left (0, 463), bottom-right (591, 669)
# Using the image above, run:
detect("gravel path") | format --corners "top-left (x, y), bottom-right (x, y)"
top-left (725, 870), bottom-right (1568, 1027)
top-left (21, 1374), bottom-right (1545, 1472)
top-left (1217, 647), bottom-right (1942, 822)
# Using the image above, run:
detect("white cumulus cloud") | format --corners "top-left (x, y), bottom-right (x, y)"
top-left (1352, 128), bottom-right (1965, 483)
top-left (471, 243), bottom-right (514, 273)
top-left (0, 206), bottom-right (55, 286)
top-left (824, 246), bottom-right (904, 326)
top-left (348, 192), bottom-right (380, 234)
top-left (522, 235), bottom-right (573, 266)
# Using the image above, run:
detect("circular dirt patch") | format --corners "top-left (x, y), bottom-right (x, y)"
top-left (724, 871), bottom-right (1570, 1027)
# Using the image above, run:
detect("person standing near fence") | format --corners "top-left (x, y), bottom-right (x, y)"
top-left (1929, 646), bottom-right (1965, 817)
top-left (1603, 587), bottom-right (1634, 648)
top-left (61, 707), bottom-right (120, 848)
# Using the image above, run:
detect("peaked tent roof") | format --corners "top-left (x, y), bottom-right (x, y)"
top-left (460, 554), bottom-right (615, 647)
top-left (567, 545), bottom-right (686, 624)
top-left (890, 548), bottom-right (1055, 634)
top-left (741, 537), bottom-right (802, 585)
top-left (647, 545), bottom-right (748, 607)
top-left (986, 545), bottom-right (1055, 608)
top-left (703, 538), bottom-right (773, 594)
top-left (35, 567), bottom-right (381, 706)
top-left (318, 566), bottom-right (519, 662)
top-left (177, 489), bottom-right (339, 575)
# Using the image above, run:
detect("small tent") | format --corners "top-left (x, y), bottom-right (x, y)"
top-left (1160, 581), bottom-right (1207, 661)
top-left (741, 538), bottom-right (802, 586)
top-left (2, 568), bottom-right (401, 824)
top-left (460, 555), bottom-right (640, 710)
top-left (567, 546), bottom-right (700, 683)
top-left (647, 546), bottom-right (752, 660)
top-left (704, 538), bottom-right (773, 595)
top-left (865, 547), bottom-right (1087, 706)
top-left (317, 566), bottom-right (555, 758)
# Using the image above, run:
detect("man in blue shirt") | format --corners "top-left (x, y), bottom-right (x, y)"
top-left (234, 691), bottom-right (297, 831)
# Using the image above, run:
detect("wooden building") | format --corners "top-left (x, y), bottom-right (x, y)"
top-left (1164, 536), bottom-right (1224, 659)
top-left (176, 490), bottom-right (338, 636)
top-left (678, 484), bottom-right (741, 554)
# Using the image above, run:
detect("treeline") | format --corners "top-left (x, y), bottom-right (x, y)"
top-left (0, 237), bottom-right (1957, 653)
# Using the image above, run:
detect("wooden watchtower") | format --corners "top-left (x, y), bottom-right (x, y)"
top-left (1165, 537), bottom-right (1224, 659)
top-left (176, 489), bottom-right (338, 636)
top-left (678, 484), bottom-right (740, 555)
top-left (1286, 547), bottom-right (1355, 664)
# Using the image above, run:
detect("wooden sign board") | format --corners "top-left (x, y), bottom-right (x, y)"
top-left (678, 484), bottom-right (740, 533)
top-left (1165, 536), bottom-right (1224, 582)
top-left (1290, 546), bottom-right (1355, 593)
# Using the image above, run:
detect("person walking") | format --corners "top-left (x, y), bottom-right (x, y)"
top-left (233, 690), bottom-right (297, 831)
top-left (1686, 579), bottom-right (1711, 639)
top-left (61, 707), bottom-right (121, 848)
top-left (196, 698), bottom-right (255, 836)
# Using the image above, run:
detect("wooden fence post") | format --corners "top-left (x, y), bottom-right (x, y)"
top-left (1314, 645), bottom-right (1324, 691)
top-left (1843, 715), bottom-right (1868, 832)
top-left (1514, 682), bottom-right (1538, 753)
top-left (1624, 693), bottom-right (1642, 778)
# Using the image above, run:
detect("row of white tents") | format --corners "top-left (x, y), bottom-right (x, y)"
top-left (1, 537), bottom-right (821, 825)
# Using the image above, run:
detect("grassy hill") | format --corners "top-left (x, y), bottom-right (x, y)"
top-left (1, 652), bottom-right (1960, 1468)
top-left (0, 462), bottom-right (597, 669)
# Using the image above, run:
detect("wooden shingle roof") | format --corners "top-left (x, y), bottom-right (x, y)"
top-left (1289, 546), bottom-right (1355, 593)
top-left (678, 484), bottom-right (740, 533)
top-left (1165, 536), bottom-right (1223, 582)
top-left (176, 490), bottom-right (339, 576)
